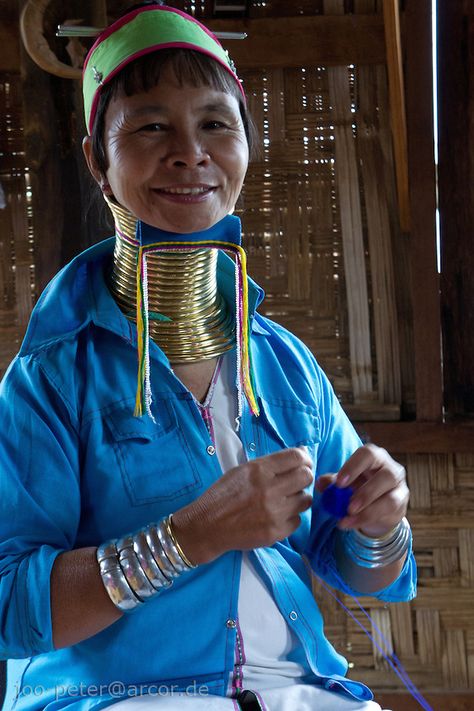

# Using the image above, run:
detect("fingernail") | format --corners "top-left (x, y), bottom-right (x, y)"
top-left (338, 517), bottom-right (354, 529)
top-left (350, 500), bottom-right (361, 514)
top-left (342, 517), bottom-right (356, 528)
top-left (338, 474), bottom-right (350, 487)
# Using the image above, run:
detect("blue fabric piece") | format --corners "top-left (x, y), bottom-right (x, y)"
top-left (137, 214), bottom-right (242, 247)
top-left (321, 484), bottom-right (354, 519)
top-left (0, 236), bottom-right (417, 711)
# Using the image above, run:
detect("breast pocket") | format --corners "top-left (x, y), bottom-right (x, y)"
top-left (258, 396), bottom-right (321, 459)
top-left (106, 400), bottom-right (202, 506)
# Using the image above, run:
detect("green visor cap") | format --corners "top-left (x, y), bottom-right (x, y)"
top-left (82, 5), bottom-right (244, 134)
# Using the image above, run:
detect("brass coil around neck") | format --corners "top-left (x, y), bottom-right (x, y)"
top-left (106, 199), bottom-right (235, 363)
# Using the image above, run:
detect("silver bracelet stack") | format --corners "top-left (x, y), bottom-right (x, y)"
top-left (340, 517), bottom-right (411, 569)
top-left (96, 515), bottom-right (196, 613)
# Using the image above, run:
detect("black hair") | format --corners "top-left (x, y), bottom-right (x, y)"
top-left (90, 48), bottom-right (259, 177)
top-left (114, 0), bottom-right (166, 14)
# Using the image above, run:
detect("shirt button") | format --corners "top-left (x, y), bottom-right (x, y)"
top-left (226, 619), bottom-right (237, 629)
top-left (248, 442), bottom-right (257, 452)
top-left (289, 611), bottom-right (298, 621)
top-left (207, 445), bottom-right (216, 456)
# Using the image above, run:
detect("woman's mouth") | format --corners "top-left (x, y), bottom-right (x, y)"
top-left (152, 185), bottom-right (217, 202)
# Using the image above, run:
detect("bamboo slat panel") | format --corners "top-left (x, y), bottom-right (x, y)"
top-left (238, 58), bottom-right (402, 416)
top-left (0, 74), bottom-right (35, 374)
top-left (356, 65), bottom-right (401, 405)
top-left (327, 64), bottom-right (373, 401)
top-left (240, 65), bottom-right (353, 402)
top-left (323, 0), bottom-right (381, 413)
top-left (313, 453), bottom-right (474, 692)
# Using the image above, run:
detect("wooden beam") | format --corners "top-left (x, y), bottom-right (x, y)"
top-left (382, 0), bottom-right (410, 232)
top-left (355, 421), bottom-right (474, 453)
top-left (404, 0), bottom-right (443, 422)
top-left (0, 22), bottom-right (20, 72)
top-left (206, 15), bottom-right (386, 67)
top-left (438, 0), bottom-right (474, 416)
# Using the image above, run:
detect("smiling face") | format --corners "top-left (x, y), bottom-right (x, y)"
top-left (83, 63), bottom-right (249, 234)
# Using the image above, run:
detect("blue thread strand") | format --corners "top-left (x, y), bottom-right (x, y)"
top-left (317, 573), bottom-right (433, 711)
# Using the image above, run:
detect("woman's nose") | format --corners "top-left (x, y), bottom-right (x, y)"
top-left (163, 132), bottom-right (210, 168)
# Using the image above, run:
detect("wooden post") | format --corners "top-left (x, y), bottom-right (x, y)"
top-left (404, 0), bottom-right (443, 422)
top-left (382, 0), bottom-right (411, 232)
top-left (438, 0), bottom-right (474, 416)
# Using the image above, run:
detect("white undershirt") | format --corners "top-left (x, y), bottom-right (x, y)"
top-left (208, 352), bottom-right (308, 693)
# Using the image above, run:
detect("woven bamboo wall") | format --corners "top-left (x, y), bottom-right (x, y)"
top-left (239, 61), bottom-right (407, 420)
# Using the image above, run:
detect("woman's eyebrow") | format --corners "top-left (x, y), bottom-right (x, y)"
top-left (124, 105), bottom-right (167, 118)
top-left (200, 103), bottom-right (238, 118)
top-left (123, 102), bottom-right (236, 119)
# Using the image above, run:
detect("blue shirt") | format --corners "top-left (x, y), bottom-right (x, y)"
top-left (0, 239), bottom-right (416, 711)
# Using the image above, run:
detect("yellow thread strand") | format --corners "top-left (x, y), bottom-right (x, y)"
top-left (134, 247), bottom-right (145, 417)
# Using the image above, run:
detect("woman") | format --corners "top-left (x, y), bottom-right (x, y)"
top-left (0, 3), bottom-right (416, 710)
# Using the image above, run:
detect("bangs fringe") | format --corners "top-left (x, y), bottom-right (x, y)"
top-left (111, 49), bottom-right (240, 101)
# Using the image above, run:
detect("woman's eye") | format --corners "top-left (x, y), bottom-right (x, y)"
top-left (140, 123), bottom-right (165, 132)
top-left (203, 120), bottom-right (226, 130)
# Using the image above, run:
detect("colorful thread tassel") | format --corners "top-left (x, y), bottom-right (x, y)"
top-left (134, 240), bottom-right (260, 422)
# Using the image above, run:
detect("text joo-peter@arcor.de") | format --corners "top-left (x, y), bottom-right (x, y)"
top-left (14, 680), bottom-right (210, 700)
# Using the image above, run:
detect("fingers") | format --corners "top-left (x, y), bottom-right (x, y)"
top-left (314, 473), bottom-right (337, 493)
top-left (250, 447), bottom-right (313, 496)
top-left (260, 446), bottom-right (313, 475)
top-left (336, 443), bottom-right (388, 488)
top-left (336, 444), bottom-right (405, 488)
top-left (345, 461), bottom-right (406, 517)
top-left (334, 444), bottom-right (409, 536)
top-left (286, 490), bottom-right (313, 515)
top-left (338, 483), bottom-right (409, 535)
top-left (275, 462), bottom-right (313, 495)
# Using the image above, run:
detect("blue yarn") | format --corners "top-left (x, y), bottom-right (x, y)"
top-left (321, 483), bottom-right (353, 519)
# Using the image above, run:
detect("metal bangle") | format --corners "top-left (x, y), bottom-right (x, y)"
top-left (144, 524), bottom-right (181, 580)
top-left (96, 541), bottom-right (119, 564)
top-left (98, 553), bottom-right (122, 576)
top-left (157, 519), bottom-right (189, 574)
top-left (117, 547), bottom-right (158, 601)
top-left (166, 515), bottom-right (196, 569)
top-left (132, 529), bottom-right (172, 591)
top-left (96, 552), bottom-right (143, 613)
top-left (97, 516), bottom-right (199, 612)
top-left (340, 517), bottom-right (411, 569)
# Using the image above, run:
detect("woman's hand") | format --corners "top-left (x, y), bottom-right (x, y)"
top-left (172, 447), bottom-right (314, 565)
top-left (316, 443), bottom-right (409, 538)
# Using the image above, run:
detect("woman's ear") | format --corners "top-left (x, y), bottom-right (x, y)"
top-left (82, 136), bottom-right (101, 182)
top-left (82, 137), bottom-right (112, 195)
